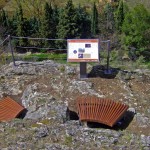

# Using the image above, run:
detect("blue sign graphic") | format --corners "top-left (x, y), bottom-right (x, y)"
top-left (73, 50), bottom-right (77, 54)
top-left (78, 54), bottom-right (83, 58)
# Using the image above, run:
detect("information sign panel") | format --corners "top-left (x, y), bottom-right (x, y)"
top-left (67, 39), bottom-right (99, 62)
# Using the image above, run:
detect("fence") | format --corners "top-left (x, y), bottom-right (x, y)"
top-left (0, 36), bottom-right (13, 67)
top-left (0, 35), bottom-right (112, 70)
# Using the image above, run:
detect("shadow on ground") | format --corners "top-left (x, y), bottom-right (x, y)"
top-left (86, 110), bottom-right (135, 130)
top-left (17, 109), bottom-right (28, 119)
top-left (88, 65), bottom-right (120, 79)
top-left (67, 109), bottom-right (79, 120)
top-left (68, 109), bottom-right (135, 131)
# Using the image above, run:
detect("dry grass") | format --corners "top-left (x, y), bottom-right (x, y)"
top-left (0, 0), bottom-right (11, 9)
top-left (126, 0), bottom-right (150, 9)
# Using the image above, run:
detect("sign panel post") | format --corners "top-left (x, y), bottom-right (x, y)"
top-left (104, 40), bottom-right (112, 74)
top-left (67, 39), bottom-right (99, 78)
top-left (80, 62), bottom-right (87, 78)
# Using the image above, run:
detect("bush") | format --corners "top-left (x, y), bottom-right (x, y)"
top-left (122, 4), bottom-right (150, 56)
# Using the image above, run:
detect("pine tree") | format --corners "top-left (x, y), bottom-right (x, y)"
top-left (9, 13), bottom-right (18, 36)
top-left (0, 9), bottom-right (9, 36)
top-left (39, 2), bottom-right (56, 48)
top-left (56, 0), bottom-right (78, 48)
top-left (115, 0), bottom-right (128, 32)
top-left (28, 16), bottom-right (39, 36)
top-left (102, 3), bottom-right (115, 35)
top-left (53, 5), bottom-right (59, 37)
top-left (91, 2), bottom-right (98, 36)
top-left (0, 9), bottom-right (9, 27)
top-left (76, 5), bottom-right (91, 38)
top-left (15, 3), bottom-right (28, 46)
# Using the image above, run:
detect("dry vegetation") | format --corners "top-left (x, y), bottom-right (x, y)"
top-left (125, 0), bottom-right (150, 9)
top-left (0, 0), bottom-right (11, 9)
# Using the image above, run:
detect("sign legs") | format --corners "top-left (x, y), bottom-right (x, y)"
top-left (80, 62), bottom-right (87, 78)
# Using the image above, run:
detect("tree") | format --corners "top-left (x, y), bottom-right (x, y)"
top-left (122, 4), bottom-right (150, 56)
top-left (39, 2), bottom-right (56, 47)
top-left (103, 3), bottom-right (115, 35)
top-left (15, 3), bottom-right (28, 47)
top-left (0, 9), bottom-right (9, 27)
top-left (115, 0), bottom-right (127, 32)
top-left (53, 5), bottom-right (59, 36)
top-left (0, 9), bottom-right (10, 37)
top-left (91, 2), bottom-right (98, 36)
top-left (76, 5), bottom-right (91, 38)
top-left (17, 0), bottom-right (44, 18)
top-left (28, 16), bottom-right (39, 36)
top-left (56, 0), bottom-right (79, 48)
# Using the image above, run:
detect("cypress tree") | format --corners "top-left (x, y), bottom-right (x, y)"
top-left (9, 13), bottom-right (18, 36)
top-left (104, 3), bottom-right (115, 35)
top-left (76, 5), bottom-right (91, 38)
top-left (91, 2), bottom-right (98, 36)
top-left (28, 16), bottom-right (39, 36)
top-left (115, 0), bottom-right (127, 32)
top-left (39, 2), bottom-right (56, 48)
top-left (0, 9), bottom-right (9, 27)
top-left (56, 0), bottom-right (78, 48)
top-left (53, 5), bottom-right (59, 37)
top-left (15, 3), bottom-right (28, 46)
top-left (0, 9), bottom-right (9, 36)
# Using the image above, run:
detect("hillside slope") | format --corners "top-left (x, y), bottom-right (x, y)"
top-left (126, 0), bottom-right (150, 9)
top-left (2, 0), bottom-right (150, 18)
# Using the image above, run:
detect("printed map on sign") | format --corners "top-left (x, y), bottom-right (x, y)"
top-left (67, 39), bottom-right (99, 62)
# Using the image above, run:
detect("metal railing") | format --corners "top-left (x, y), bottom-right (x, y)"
top-left (0, 35), bottom-right (112, 68)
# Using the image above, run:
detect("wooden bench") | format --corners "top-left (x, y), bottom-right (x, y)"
top-left (0, 97), bottom-right (25, 121)
top-left (76, 96), bottom-right (129, 127)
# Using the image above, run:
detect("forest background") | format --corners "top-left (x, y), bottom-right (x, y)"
top-left (0, 0), bottom-right (150, 69)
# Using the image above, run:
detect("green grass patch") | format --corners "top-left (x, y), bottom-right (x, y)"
top-left (64, 136), bottom-right (73, 146)
top-left (23, 53), bottom-right (67, 62)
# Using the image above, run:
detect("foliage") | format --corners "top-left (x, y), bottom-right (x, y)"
top-left (15, 2), bottom-right (28, 47)
top-left (103, 3), bottom-right (115, 35)
top-left (76, 5), bottom-right (91, 38)
top-left (39, 2), bottom-right (56, 47)
top-left (0, 9), bottom-right (9, 36)
top-left (28, 17), bottom-right (39, 36)
top-left (0, 9), bottom-right (9, 27)
top-left (64, 136), bottom-right (73, 146)
top-left (0, 0), bottom-right (150, 67)
top-left (115, 0), bottom-right (128, 32)
top-left (122, 4), bottom-right (150, 55)
top-left (56, 0), bottom-right (78, 48)
top-left (126, 0), bottom-right (150, 10)
top-left (23, 53), bottom-right (67, 62)
top-left (91, 2), bottom-right (98, 36)
top-left (0, 53), bottom-right (7, 65)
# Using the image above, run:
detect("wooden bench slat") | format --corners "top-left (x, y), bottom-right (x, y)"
top-left (0, 97), bottom-right (25, 121)
top-left (76, 96), bottom-right (129, 127)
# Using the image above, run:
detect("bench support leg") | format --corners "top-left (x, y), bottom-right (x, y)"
top-left (80, 121), bottom-right (88, 127)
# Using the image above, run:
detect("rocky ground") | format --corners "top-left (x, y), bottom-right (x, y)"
top-left (0, 60), bottom-right (150, 150)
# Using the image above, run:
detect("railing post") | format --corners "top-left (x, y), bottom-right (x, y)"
top-left (8, 35), bottom-right (16, 66)
top-left (104, 40), bottom-right (111, 74)
top-left (106, 40), bottom-right (110, 71)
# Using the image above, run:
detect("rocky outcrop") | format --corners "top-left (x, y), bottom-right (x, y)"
top-left (0, 60), bottom-right (150, 149)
